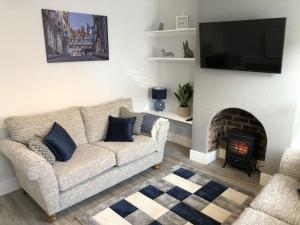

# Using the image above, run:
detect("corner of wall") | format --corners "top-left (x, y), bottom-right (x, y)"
top-left (189, 149), bottom-right (217, 165)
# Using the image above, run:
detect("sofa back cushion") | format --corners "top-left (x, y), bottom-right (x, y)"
top-left (5, 107), bottom-right (88, 146)
top-left (80, 98), bottom-right (133, 143)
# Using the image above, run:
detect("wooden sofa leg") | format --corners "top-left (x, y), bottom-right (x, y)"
top-left (152, 164), bottom-right (160, 169)
top-left (46, 213), bottom-right (57, 222)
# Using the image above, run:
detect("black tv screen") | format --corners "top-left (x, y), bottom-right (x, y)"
top-left (199, 18), bottom-right (286, 73)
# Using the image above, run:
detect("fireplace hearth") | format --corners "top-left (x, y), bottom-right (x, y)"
top-left (208, 108), bottom-right (267, 175)
top-left (223, 128), bottom-right (258, 176)
top-left (208, 108), bottom-right (267, 174)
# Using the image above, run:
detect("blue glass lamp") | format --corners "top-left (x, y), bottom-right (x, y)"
top-left (152, 87), bottom-right (167, 112)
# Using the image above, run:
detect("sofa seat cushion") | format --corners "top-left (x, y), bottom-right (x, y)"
top-left (250, 174), bottom-right (300, 225)
top-left (234, 208), bottom-right (289, 225)
top-left (53, 144), bottom-right (116, 191)
top-left (94, 135), bottom-right (157, 166)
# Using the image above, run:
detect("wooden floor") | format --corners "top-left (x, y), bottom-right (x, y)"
top-left (0, 142), bottom-right (262, 225)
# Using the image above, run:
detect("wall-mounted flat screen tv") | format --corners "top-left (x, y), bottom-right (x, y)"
top-left (199, 18), bottom-right (286, 73)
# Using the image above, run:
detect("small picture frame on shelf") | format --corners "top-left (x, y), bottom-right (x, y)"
top-left (176, 16), bottom-right (189, 30)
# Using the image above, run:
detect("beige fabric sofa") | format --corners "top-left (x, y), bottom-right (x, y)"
top-left (234, 148), bottom-right (300, 225)
top-left (0, 98), bottom-right (169, 220)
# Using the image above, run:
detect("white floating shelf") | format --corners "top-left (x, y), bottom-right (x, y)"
top-left (145, 57), bottom-right (196, 62)
top-left (145, 110), bottom-right (192, 125)
top-left (145, 28), bottom-right (197, 36)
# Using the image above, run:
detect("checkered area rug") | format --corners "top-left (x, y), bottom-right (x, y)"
top-left (79, 163), bottom-right (255, 225)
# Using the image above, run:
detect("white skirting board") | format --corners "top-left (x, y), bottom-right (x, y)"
top-left (189, 149), bottom-right (218, 165)
top-left (0, 177), bottom-right (19, 196)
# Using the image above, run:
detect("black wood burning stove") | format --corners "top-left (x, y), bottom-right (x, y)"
top-left (223, 129), bottom-right (258, 176)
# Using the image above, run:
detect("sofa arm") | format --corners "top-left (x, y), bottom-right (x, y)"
top-left (279, 147), bottom-right (300, 180)
top-left (152, 118), bottom-right (170, 154)
top-left (0, 139), bottom-right (60, 214)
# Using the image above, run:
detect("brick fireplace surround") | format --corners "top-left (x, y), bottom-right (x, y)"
top-left (208, 108), bottom-right (267, 161)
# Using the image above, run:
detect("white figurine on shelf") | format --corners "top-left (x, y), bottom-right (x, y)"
top-left (161, 49), bottom-right (174, 58)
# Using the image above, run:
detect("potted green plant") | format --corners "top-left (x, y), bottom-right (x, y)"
top-left (174, 82), bottom-right (193, 117)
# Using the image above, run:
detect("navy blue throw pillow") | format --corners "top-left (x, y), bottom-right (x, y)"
top-left (43, 122), bottom-right (76, 162)
top-left (298, 188), bottom-right (300, 195)
top-left (105, 116), bottom-right (136, 142)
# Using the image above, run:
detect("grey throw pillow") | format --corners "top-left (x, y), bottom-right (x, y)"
top-left (119, 107), bottom-right (144, 135)
top-left (141, 113), bottom-right (159, 134)
top-left (28, 135), bottom-right (55, 165)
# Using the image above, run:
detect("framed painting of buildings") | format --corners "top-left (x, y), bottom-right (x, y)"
top-left (42, 9), bottom-right (109, 63)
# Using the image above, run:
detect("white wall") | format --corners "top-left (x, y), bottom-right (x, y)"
top-left (292, 99), bottom-right (300, 149)
top-left (193, 0), bottom-right (300, 174)
top-left (151, 0), bottom-right (198, 147)
top-left (0, 0), bottom-right (161, 195)
top-left (157, 0), bottom-right (197, 112)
